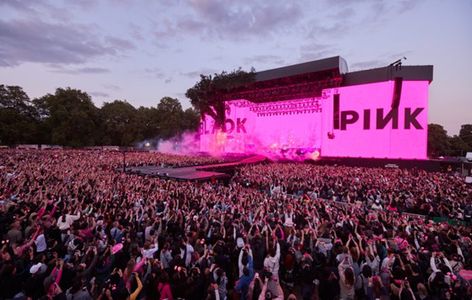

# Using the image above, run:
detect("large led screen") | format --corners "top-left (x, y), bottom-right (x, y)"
top-left (321, 81), bottom-right (428, 159)
top-left (200, 98), bottom-right (323, 158)
top-left (200, 80), bottom-right (429, 159)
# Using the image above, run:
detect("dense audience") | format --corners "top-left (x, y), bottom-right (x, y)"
top-left (0, 150), bottom-right (471, 300)
top-left (234, 164), bottom-right (472, 221)
top-left (116, 151), bottom-right (224, 168)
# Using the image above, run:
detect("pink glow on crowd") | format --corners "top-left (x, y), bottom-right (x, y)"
top-left (200, 80), bottom-right (429, 160)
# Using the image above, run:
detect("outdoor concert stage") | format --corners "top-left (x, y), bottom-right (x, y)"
top-left (200, 56), bottom-right (433, 161)
top-left (126, 155), bottom-right (267, 181)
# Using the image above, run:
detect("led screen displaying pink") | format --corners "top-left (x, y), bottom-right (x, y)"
top-left (321, 81), bottom-right (428, 159)
top-left (200, 98), bottom-right (323, 158)
top-left (200, 80), bottom-right (429, 159)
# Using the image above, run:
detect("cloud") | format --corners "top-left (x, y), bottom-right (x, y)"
top-left (329, 7), bottom-right (356, 19)
top-left (149, 0), bottom-right (420, 44)
top-left (304, 0), bottom-right (422, 40)
top-left (397, 0), bottom-right (419, 13)
top-left (105, 36), bottom-right (136, 50)
top-left (177, 18), bottom-right (207, 33)
top-left (243, 55), bottom-right (284, 66)
top-left (153, 17), bottom-right (207, 39)
top-left (350, 60), bottom-right (384, 70)
top-left (0, 0), bottom-right (39, 14)
top-left (128, 22), bottom-right (145, 41)
top-left (1, 0), bottom-right (74, 23)
top-left (306, 20), bottom-right (351, 39)
top-left (299, 43), bottom-right (338, 62)
top-left (70, 0), bottom-right (99, 10)
top-left (0, 18), bottom-right (133, 67)
top-left (154, 19), bottom-right (178, 39)
top-left (363, 0), bottom-right (422, 23)
top-left (197, 0), bottom-right (304, 38)
top-left (145, 68), bottom-right (165, 79)
top-left (180, 68), bottom-right (219, 78)
top-left (152, 0), bottom-right (306, 41)
top-left (103, 84), bottom-right (121, 91)
top-left (89, 91), bottom-right (110, 98)
top-left (165, 78), bottom-right (172, 84)
top-left (50, 66), bottom-right (110, 74)
top-left (369, 0), bottom-right (420, 15)
top-left (323, 0), bottom-right (420, 13)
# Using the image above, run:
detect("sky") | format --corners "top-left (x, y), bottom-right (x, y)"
top-left (0, 0), bottom-right (471, 135)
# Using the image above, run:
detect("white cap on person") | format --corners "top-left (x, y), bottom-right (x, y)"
top-left (29, 262), bottom-right (47, 274)
top-left (236, 237), bottom-right (244, 248)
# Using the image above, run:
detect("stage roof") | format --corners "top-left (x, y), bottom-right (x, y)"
top-left (343, 65), bottom-right (434, 86)
top-left (255, 56), bottom-right (348, 82)
top-left (219, 56), bottom-right (433, 103)
top-left (254, 56), bottom-right (433, 85)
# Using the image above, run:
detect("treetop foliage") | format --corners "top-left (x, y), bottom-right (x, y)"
top-left (185, 68), bottom-right (255, 126)
top-left (428, 123), bottom-right (472, 157)
top-left (0, 85), bottom-right (199, 147)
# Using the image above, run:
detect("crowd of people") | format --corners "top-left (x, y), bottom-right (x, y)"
top-left (234, 164), bottom-right (472, 221)
top-left (116, 151), bottom-right (224, 168)
top-left (0, 150), bottom-right (471, 300)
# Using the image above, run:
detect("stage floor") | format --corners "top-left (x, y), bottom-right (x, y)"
top-left (126, 165), bottom-right (229, 180)
top-left (126, 155), bottom-right (267, 181)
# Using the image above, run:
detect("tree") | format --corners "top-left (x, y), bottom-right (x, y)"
top-left (459, 124), bottom-right (472, 150)
top-left (0, 109), bottom-right (39, 145)
top-left (136, 106), bottom-right (160, 140)
top-left (156, 97), bottom-right (184, 139)
top-left (0, 85), bottom-right (39, 145)
top-left (0, 85), bottom-right (35, 114)
top-left (447, 135), bottom-right (469, 156)
top-left (185, 68), bottom-right (255, 131)
top-left (181, 108), bottom-right (200, 132)
top-left (35, 88), bottom-right (100, 147)
top-left (100, 100), bottom-right (140, 146)
top-left (0, 84), bottom-right (202, 146)
top-left (428, 123), bottom-right (449, 157)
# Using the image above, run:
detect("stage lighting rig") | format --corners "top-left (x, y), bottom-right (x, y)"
top-left (389, 57), bottom-right (407, 69)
